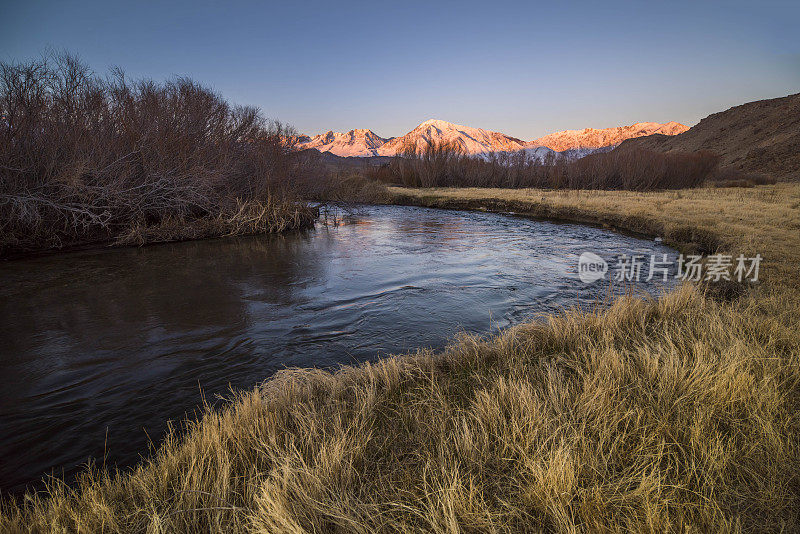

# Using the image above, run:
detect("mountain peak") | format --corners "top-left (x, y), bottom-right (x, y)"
top-left (379, 119), bottom-right (524, 155)
top-left (417, 119), bottom-right (457, 129)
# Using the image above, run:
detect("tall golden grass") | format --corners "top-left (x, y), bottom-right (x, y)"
top-left (2, 183), bottom-right (799, 532)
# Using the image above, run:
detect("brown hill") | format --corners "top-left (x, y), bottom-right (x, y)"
top-left (618, 93), bottom-right (800, 179)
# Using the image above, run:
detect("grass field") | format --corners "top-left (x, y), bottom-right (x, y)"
top-left (2, 184), bottom-right (800, 533)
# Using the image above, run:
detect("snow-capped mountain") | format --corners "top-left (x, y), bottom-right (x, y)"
top-left (295, 129), bottom-right (388, 157)
top-left (526, 122), bottom-right (688, 152)
top-left (377, 119), bottom-right (525, 155)
top-left (296, 120), bottom-right (687, 158)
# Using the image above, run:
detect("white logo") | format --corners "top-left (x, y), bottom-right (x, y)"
top-left (578, 252), bottom-right (608, 283)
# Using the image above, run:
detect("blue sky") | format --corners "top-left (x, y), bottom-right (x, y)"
top-left (2, 0), bottom-right (798, 139)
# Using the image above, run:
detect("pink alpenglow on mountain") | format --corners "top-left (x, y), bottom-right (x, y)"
top-left (295, 129), bottom-right (388, 157)
top-left (377, 119), bottom-right (526, 155)
top-left (296, 120), bottom-right (687, 158)
top-left (526, 122), bottom-right (688, 152)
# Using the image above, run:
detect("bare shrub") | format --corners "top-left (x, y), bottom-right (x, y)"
top-left (369, 141), bottom-right (721, 190)
top-left (296, 171), bottom-right (392, 204)
top-left (565, 148), bottom-right (720, 190)
top-left (709, 167), bottom-right (777, 188)
top-left (390, 138), bottom-right (467, 187)
top-left (0, 52), bottom-right (310, 255)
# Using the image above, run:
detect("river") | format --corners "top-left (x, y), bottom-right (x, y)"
top-left (0, 204), bottom-right (678, 494)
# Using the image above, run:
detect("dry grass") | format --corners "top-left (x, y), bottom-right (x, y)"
top-left (113, 199), bottom-right (318, 247)
top-left (3, 184), bottom-right (800, 532)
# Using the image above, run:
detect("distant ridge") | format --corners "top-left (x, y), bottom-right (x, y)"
top-left (527, 122), bottom-right (688, 152)
top-left (296, 119), bottom-right (686, 158)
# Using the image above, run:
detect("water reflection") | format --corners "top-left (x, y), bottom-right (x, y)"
top-left (0, 205), bottom-right (676, 494)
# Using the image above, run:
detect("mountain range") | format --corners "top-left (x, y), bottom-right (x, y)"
top-left (529, 122), bottom-right (688, 151)
top-left (294, 129), bottom-right (388, 157)
top-left (295, 119), bottom-right (688, 158)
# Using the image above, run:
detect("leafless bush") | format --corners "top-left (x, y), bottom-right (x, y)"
top-left (295, 171), bottom-right (392, 204)
top-left (387, 139), bottom-right (467, 187)
top-left (367, 140), bottom-right (720, 191)
top-left (0, 52), bottom-right (310, 255)
top-left (708, 167), bottom-right (777, 188)
top-left (289, 149), bottom-right (392, 204)
top-left (564, 148), bottom-right (720, 190)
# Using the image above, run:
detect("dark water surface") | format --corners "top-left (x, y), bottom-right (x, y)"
top-left (0, 205), bottom-right (677, 494)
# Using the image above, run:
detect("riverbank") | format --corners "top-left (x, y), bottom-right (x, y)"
top-left (390, 184), bottom-right (800, 286)
top-left (0, 198), bottom-right (318, 260)
top-left (2, 184), bottom-right (799, 532)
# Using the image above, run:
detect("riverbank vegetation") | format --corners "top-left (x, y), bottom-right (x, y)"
top-left (3, 183), bottom-right (799, 532)
top-left (293, 152), bottom-right (394, 204)
top-left (0, 53), bottom-right (316, 257)
top-left (363, 140), bottom-right (726, 190)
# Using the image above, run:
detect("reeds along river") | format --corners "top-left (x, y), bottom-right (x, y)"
top-left (0, 205), bottom-right (677, 495)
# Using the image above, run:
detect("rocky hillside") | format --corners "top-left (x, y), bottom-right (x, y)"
top-left (618, 93), bottom-right (800, 179)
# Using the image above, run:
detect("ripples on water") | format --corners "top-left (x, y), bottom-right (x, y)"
top-left (0, 205), bottom-right (677, 494)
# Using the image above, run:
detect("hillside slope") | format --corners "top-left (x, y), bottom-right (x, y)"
top-left (618, 93), bottom-right (800, 179)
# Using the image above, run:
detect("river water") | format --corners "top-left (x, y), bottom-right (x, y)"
top-left (0, 204), bottom-right (678, 494)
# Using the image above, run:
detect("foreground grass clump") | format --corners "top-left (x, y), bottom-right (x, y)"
top-left (1, 286), bottom-right (798, 532)
top-left (3, 183), bottom-right (800, 532)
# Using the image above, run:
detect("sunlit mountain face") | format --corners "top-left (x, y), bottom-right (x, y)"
top-left (526, 121), bottom-right (688, 151)
top-left (295, 119), bottom-right (687, 158)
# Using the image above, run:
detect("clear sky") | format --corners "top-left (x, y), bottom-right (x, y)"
top-left (2, 0), bottom-right (798, 139)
